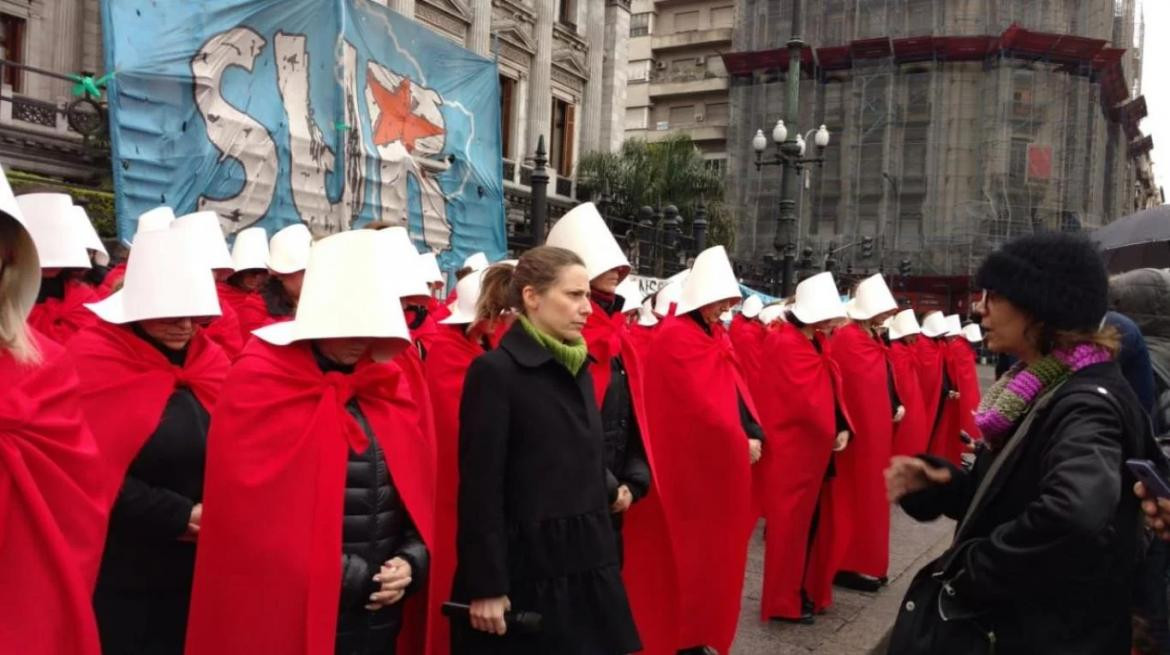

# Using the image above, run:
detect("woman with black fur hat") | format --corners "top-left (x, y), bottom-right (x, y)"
top-left (884, 231), bottom-right (1156, 654)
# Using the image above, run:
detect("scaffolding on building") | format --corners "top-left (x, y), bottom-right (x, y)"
top-left (722, 0), bottom-right (1158, 288)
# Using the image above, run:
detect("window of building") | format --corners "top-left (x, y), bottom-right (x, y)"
top-left (558, 0), bottom-right (577, 30)
top-left (0, 14), bottom-right (25, 92)
top-left (674, 10), bottom-right (699, 32)
top-left (625, 107), bottom-right (649, 130)
top-left (704, 102), bottom-right (729, 124)
top-left (499, 75), bottom-right (516, 160)
top-left (551, 97), bottom-right (576, 177)
top-left (668, 105), bottom-right (695, 126)
top-left (704, 158), bottom-right (727, 176)
top-left (628, 59), bottom-right (652, 82)
top-left (711, 5), bottom-right (735, 29)
top-left (630, 12), bottom-right (651, 37)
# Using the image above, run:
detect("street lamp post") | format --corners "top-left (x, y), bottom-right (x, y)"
top-left (749, 0), bottom-right (831, 297)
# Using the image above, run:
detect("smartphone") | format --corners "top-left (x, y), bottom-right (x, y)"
top-left (1126, 459), bottom-right (1170, 500)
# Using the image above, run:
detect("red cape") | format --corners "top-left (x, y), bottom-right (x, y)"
top-left (912, 336), bottom-right (945, 440)
top-left (0, 330), bottom-right (107, 654)
top-left (27, 278), bottom-right (99, 345)
top-left (423, 323), bottom-right (483, 655)
top-left (948, 338), bottom-right (982, 443)
top-left (215, 281), bottom-right (266, 346)
top-left (583, 301), bottom-right (679, 655)
top-left (729, 314), bottom-right (767, 400)
top-left (69, 321), bottom-right (228, 508)
top-left (827, 323), bottom-right (894, 579)
top-left (96, 262), bottom-right (127, 298)
top-left (889, 341), bottom-right (930, 456)
top-left (643, 316), bottom-right (755, 653)
top-left (926, 338), bottom-right (980, 465)
top-left (187, 340), bottom-right (436, 655)
top-left (427, 296), bottom-right (451, 323)
top-left (755, 323), bottom-right (846, 618)
top-left (202, 301), bottom-right (245, 361)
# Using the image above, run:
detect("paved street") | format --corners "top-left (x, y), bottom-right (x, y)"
top-left (732, 364), bottom-right (995, 654)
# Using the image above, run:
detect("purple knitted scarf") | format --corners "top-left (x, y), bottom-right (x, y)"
top-left (974, 343), bottom-right (1112, 450)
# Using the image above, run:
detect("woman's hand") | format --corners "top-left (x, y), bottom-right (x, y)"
top-left (611, 485), bottom-right (634, 514)
top-left (748, 439), bottom-right (763, 464)
top-left (893, 405), bottom-right (906, 424)
top-left (470, 595), bottom-right (511, 636)
top-left (1136, 482), bottom-right (1170, 542)
top-left (948, 390), bottom-right (961, 400)
top-left (885, 456), bottom-right (952, 502)
top-left (180, 503), bottom-right (203, 542)
top-left (365, 557), bottom-right (412, 610)
top-left (833, 431), bottom-right (850, 452)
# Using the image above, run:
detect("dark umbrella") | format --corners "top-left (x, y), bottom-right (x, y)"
top-left (1091, 205), bottom-right (1170, 273)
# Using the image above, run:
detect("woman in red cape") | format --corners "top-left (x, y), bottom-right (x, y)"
top-left (69, 225), bottom-right (229, 654)
top-left (238, 221), bottom-right (310, 338)
top-left (643, 246), bottom-right (760, 654)
top-left (889, 341), bottom-right (929, 457)
top-left (729, 297), bottom-right (767, 399)
top-left (756, 314), bottom-right (851, 622)
top-left (947, 331), bottom-right (983, 444)
top-left (912, 314), bottom-right (947, 449)
top-left (423, 274), bottom-right (493, 655)
top-left (827, 274), bottom-right (904, 585)
top-left (28, 273), bottom-right (99, 344)
top-left (187, 230), bottom-right (436, 655)
top-left (0, 193), bottom-right (107, 655)
top-left (924, 321), bottom-right (965, 466)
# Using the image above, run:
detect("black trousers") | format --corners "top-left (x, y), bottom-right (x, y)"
top-left (93, 587), bottom-right (190, 655)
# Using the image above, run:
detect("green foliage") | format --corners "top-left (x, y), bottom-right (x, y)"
top-left (577, 135), bottom-right (734, 249)
top-left (7, 169), bottom-right (116, 237)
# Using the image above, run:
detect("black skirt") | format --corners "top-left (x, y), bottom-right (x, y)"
top-left (451, 509), bottom-right (641, 655)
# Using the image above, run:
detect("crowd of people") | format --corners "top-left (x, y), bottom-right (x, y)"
top-left (3, 156), bottom-right (1169, 655)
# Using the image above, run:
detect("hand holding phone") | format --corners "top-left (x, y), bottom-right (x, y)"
top-left (1127, 459), bottom-right (1170, 499)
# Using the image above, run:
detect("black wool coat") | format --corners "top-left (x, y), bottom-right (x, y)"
top-left (890, 362), bottom-right (1155, 655)
top-left (451, 322), bottom-right (640, 655)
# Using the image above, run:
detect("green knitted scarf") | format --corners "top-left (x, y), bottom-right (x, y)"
top-left (517, 314), bottom-right (589, 376)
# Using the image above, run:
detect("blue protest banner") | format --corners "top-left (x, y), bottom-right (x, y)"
top-left (102, 0), bottom-right (505, 269)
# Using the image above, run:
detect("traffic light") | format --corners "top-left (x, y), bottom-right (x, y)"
top-left (898, 258), bottom-right (912, 275)
top-left (861, 236), bottom-right (874, 259)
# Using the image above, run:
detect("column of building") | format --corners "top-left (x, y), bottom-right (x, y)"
top-left (578, 1), bottom-right (607, 155)
top-left (467, 0), bottom-right (492, 56)
top-left (599, 1), bottom-right (632, 152)
top-left (526, 0), bottom-right (554, 169)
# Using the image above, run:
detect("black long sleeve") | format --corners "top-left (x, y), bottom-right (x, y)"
top-left (108, 474), bottom-right (194, 540)
top-left (887, 361), bottom-right (902, 416)
top-left (739, 391), bottom-right (764, 442)
top-left (618, 418), bottom-right (651, 501)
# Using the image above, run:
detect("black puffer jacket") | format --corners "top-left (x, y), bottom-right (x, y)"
top-left (1110, 268), bottom-right (1170, 436)
top-left (317, 351), bottom-right (428, 655)
top-left (889, 362), bottom-right (1154, 655)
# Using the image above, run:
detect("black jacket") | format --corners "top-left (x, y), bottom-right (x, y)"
top-left (452, 322), bottom-right (641, 654)
top-left (889, 362), bottom-right (1154, 655)
top-left (317, 350), bottom-right (428, 655)
top-left (98, 336), bottom-right (207, 593)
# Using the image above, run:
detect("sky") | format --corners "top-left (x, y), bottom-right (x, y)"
top-left (1141, 0), bottom-right (1170, 196)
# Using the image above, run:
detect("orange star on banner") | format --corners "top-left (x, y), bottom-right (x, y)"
top-left (367, 71), bottom-right (444, 151)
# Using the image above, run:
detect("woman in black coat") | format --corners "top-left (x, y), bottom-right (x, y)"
top-left (450, 246), bottom-right (641, 655)
top-left (886, 232), bottom-right (1156, 655)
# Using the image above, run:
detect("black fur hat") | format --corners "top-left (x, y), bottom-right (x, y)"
top-left (974, 232), bottom-right (1108, 332)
